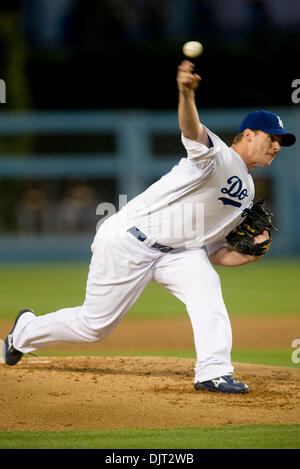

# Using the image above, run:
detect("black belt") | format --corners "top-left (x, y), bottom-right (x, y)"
top-left (127, 226), bottom-right (173, 253)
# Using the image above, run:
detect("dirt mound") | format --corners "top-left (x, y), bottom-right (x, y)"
top-left (1, 356), bottom-right (299, 431)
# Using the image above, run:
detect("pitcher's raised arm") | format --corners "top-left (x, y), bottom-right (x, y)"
top-left (177, 60), bottom-right (210, 147)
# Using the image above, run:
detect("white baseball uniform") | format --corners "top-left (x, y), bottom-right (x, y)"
top-left (13, 126), bottom-right (254, 383)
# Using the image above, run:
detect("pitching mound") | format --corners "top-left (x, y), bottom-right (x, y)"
top-left (1, 356), bottom-right (299, 431)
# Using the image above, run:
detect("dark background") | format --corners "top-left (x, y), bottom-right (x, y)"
top-left (1, 0), bottom-right (300, 111)
top-left (0, 0), bottom-right (299, 240)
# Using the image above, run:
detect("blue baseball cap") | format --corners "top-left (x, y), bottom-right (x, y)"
top-left (239, 110), bottom-right (296, 147)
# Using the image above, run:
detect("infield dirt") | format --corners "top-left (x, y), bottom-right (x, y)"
top-left (0, 316), bottom-right (300, 431)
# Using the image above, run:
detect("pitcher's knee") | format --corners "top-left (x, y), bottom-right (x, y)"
top-left (186, 267), bottom-right (221, 295)
top-left (78, 308), bottom-right (120, 342)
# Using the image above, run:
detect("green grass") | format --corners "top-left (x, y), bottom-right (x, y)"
top-left (0, 262), bottom-right (89, 319)
top-left (0, 259), bottom-right (299, 319)
top-left (0, 425), bottom-right (299, 449)
top-left (231, 348), bottom-right (299, 368)
top-left (217, 259), bottom-right (300, 316)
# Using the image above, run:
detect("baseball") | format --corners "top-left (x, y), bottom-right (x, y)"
top-left (182, 41), bottom-right (203, 58)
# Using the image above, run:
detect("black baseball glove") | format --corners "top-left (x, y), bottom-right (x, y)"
top-left (226, 200), bottom-right (277, 256)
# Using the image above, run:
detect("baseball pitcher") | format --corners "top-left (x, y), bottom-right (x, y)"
top-left (2, 60), bottom-right (296, 393)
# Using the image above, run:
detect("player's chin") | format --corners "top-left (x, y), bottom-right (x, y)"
top-left (264, 156), bottom-right (275, 167)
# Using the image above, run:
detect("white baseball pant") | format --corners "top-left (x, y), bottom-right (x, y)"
top-left (13, 215), bottom-right (233, 383)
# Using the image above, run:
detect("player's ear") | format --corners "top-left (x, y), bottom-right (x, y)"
top-left (243, 129), bottom-right (254, 142)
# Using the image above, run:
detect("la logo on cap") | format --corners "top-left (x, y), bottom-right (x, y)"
top-left (277, 115), bottom-right (284, 129)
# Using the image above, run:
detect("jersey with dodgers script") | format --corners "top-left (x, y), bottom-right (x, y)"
top-left (118, 126), bottom-right (255, 251)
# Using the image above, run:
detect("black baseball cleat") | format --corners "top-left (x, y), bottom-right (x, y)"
top-left (2, 309), bottom-right (35, 366)
top-left (194, 375), bottom-right (249, 394)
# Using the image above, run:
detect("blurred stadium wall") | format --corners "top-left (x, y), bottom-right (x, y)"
top-left (0, 108), bottom-right (299, 261)
top-left (0, 0), bottom-right (299, 261)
